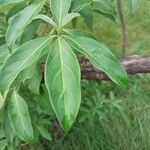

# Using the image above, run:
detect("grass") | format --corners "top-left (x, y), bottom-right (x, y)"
top-left (35, 74), bottom-right (150, 150)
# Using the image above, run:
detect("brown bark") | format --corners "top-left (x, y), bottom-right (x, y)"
top-left (79, 55), bottom-right (150, 80)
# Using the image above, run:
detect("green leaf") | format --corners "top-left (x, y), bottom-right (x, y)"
top-left (6, 0), bottom-right (46, 50)
top-left (64, 35), bottom-right (128, 88)
top-left (93, 0), bottom-right (116, 21)
top-left (50, 0), bottom-right (72, 26)
top-left (70, 0), bottom-right (93, 29)
top-left (0, 139), bottom-right (7, 150)
top-left (45, 37), bottom-right (81, 132)
top-left (7, 91), bottom-right (34, 143)
top-left (0, 36), bottom-right (54, 95)
top-left (63, 28), bottom-right (100, 42)
top-left (80, 5), bottom-right (93, 29)
top-left (0, 44), bottom-right (10, 70)
top-left (62, 13), bottom-right (80, 27)
top-left (27, 65), bottom-right (42, 95)
top-left (36, 85), bottom-right (54, 116)
top-left (71, 0), bottom-right (90, 12)
top-left (0, 93), bottom-right (5, 110)
top-left (37, 126), bottom-right (52, 141)
top-left (0, 0), bottom-right (25, 10)
top-left (3, 107), bottom-right (16, 142)
top-left (34, 14), bottom-right (56, 27)
top-left (20, 62), bottom-right (37, 82)
top-left (20, 20), bottom-right (41, 44)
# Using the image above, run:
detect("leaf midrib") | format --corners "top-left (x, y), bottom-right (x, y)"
top-left (64, 35), bottom-right (124, 87)
top-left (2, 37), bottom-right (50, 91)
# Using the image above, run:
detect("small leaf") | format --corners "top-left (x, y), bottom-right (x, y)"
top-left (50, 0), bottom-right (72, 26)
top-left (0, 36), bottom-right (54, 94)
top-left (6, 0), bottom-right (46, 50)
top-left (7, 91), bottom-right (34, 143)
top-left (63, 28), bottom-right (100, 42)
top-left (45, 37), bottom-right (81, 132)
top-left (62, 13), bottom-right (80, 26)
top-left (80, 5), bottom-right (93, 29)
top-left (36, 85), bottom-right (54, 115)
top-left (71, 0), bottom-right (90, 12)
top-left (93, 0), bottom-right (116, 21)
top-left (64, 35), bottom-right (128, 88)
top-left (71, 0), bottom-right (93, 29)
top-left (34, 14), bottom-right (56, 27)
top-left (37, 126), bottom-right (52, 141)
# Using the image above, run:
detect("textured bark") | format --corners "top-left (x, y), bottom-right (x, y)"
top-left (79, 55), bottom-right (150, 80)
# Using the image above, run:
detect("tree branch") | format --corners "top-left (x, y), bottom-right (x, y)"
top-left (40, 55), bottom-right (150, 80)
top-left (79, 55), bottom-right (150, 80)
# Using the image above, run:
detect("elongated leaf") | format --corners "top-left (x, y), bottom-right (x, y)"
top-left (64, 35), bottom-right (128, 88)
top-left (71, 0), bottom-right (93, 29)
top-left (37, 126), bottom-right (52, 141)
top-left (0, 0), bottom-right (25, 10)
top-left (6, 0), bottom-right (46, 50)
top-left (63, 28), bottom-right (100, 42)
top-left (36, 85), bottom-right (54, 115)
top-left (7, 91), bottom-right (34, 143)
top-left (62, 13), bottom-right (80, 26)
top-left (80, 5), bottom-right (93, 29)
top-left (71, 0), bottom-right (90, 12)
top-left (50, 0), bottom-right (71, 26)
top-left (0, 36), bottom-right (54, 94)
top-left (45, 37), bottom-right (81, 132)
top-left (93, 0), bottom-right (116, 21)
top-left (34, 14), bottom-right (56, 27)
